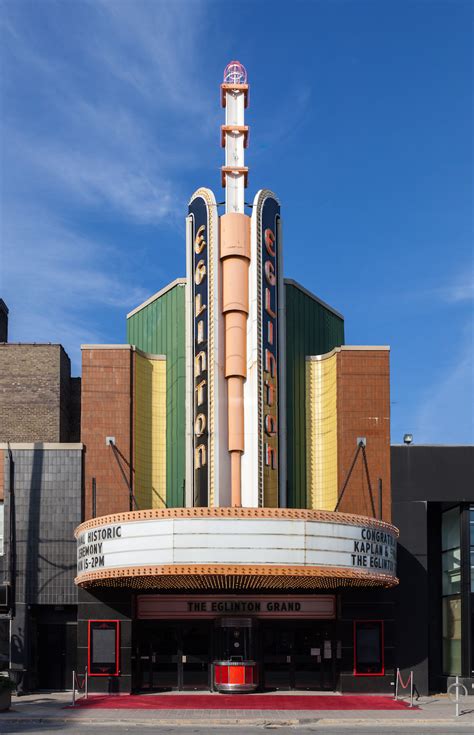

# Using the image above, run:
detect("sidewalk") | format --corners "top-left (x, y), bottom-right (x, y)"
top-left (0, 691), bottom-right (473, 728)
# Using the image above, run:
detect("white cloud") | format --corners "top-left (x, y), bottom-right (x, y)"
top-left (412, 321), bottom-right (474, 444)
top-left (440, 272), bottom-right (474, 303)
top-left (0, 0), bottom-right (213, 368)
top-left (0, 206), bottom-right (152, 371)
top-left (1, 1), bottom-right (213, 225)
top-left (414, 266), bottom-right (474, 305)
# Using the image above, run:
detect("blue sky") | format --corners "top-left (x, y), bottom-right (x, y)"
top-left (0, 0), bottom-right (472, 444)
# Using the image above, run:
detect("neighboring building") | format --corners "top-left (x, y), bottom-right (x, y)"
top-left (0, 303), bottom-right (82, 691)
top-left (0, 343), bottom-right (80, 443)
top-left (75, 63), bottom-right (397, 695)
top-left (0, 300), bottom-right (8, 344)
top-left (391, 444), bottom-right (474, 695)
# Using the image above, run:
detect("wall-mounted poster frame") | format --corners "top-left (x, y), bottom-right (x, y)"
top-left (88, 620), bottom-right (120, 676)
top-left (353, 619), bottom-right (384, 676)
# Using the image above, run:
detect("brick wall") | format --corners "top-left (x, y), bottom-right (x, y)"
top-left (0, 344), bottom-right (79, 442)
top-left (81, 347), bottom-right (134, 519)
top-left (336, 349), bottom-right (391, 521)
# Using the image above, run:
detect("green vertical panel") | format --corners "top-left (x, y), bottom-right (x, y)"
top-left (127, 283), bottom-right (186, 508)
top-left (284, 283), bottom-right (345, 510)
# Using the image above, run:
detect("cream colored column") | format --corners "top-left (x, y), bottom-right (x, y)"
top-left (220, 212), bottom-right (250, 507)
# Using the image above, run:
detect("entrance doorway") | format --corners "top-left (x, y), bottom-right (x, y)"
top-left (135, 619), bottom-right (337, 692)
top-left (37, 622), bottom-right (77, 690)
top-left (135, 621), bottom-right (210, 691)
top-left (261, 621), bottom-right (337, 691)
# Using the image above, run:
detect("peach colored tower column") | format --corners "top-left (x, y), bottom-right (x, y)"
top-left (220, 61), bottom-right (250, 507)
top-left (220, 213), bottom-right (250, 506)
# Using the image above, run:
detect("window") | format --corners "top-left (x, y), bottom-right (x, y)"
top-left (470, 506), bottom-right (474, 591)
top-left (0, 620), bottom-right (8, 672)
top-left (353, 620), bottom-right (384, 676)
top-left (442, 507), bottom-right (461, 595)
top-left (442, 597), bottom-right (462, 675)
top-left (441, 507), bottom-right (461, 675)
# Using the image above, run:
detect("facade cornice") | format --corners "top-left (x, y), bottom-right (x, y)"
top-left (126, 278), bottom-right (187, 319)
top-left (283, 279), bottom-right (344, 321)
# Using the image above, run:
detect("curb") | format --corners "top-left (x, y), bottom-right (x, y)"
top-left (0, 715), bottom-right (473, 727)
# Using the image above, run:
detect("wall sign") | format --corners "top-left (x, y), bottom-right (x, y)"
top-left (258, 195), bottom-right (280, 506)
top-left (88, 620), bottom-right (120, 676)
top-left (136, 595), bottom-right (336, 619)
top-left (189, 195), bottom-right (210, 506)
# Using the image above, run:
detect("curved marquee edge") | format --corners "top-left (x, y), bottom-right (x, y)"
top-left (75, 563), bottom-right (399, 589)
top-left (75, 506), bottom-right (399, 538)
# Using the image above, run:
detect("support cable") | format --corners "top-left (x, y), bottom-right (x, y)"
top-left (110, 444), bottom-right (140, 511)
top-left (334, 441), bottom-right (377, 518)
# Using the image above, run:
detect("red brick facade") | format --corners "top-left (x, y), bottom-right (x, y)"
top-left (81, 347), bottom-right (134, 520)
top-left (336, 349), bottom-right (391, 521)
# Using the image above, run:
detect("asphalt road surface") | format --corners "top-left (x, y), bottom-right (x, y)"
top-left (1, 725), bottom-right (474, 734)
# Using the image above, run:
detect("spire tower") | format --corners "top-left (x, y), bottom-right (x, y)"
top-left (221, 61), bottom-right (249, 213)
top-left (220, 61), bottom-right (251, 506)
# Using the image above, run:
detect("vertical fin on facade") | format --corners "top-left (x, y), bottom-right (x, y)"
top-left (134, 353), bottom-right (167, 509)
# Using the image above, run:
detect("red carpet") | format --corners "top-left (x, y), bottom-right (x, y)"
top-left (70, 694), bottom-right (414, 710)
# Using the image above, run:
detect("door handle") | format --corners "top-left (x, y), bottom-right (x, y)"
top-left (182, 655), bottom-right (187, 663)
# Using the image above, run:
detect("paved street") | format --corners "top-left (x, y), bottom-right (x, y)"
top-left (0, 692), bottom-right (473, 734)
top-left (2, 725), bottom-right (474, 734)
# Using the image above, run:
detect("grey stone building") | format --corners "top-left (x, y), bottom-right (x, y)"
top-left (0, 303), bottom-right (83, 690)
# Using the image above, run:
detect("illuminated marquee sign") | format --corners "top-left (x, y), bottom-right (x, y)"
top-left (259, 195), bottom-right (280, 505)
top-left (75, 517), bottom-right (397, 584)
top-left (189, 195), bottom-right (209, 506)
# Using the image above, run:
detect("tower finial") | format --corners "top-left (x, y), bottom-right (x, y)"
top-left (223, 60), bottom-right (247, 85)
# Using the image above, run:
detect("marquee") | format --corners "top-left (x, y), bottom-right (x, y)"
top-left (75, 508), bottom-right (398, 589)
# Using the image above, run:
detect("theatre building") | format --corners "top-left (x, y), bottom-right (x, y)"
top-left (75, 62), bottom-right (399, 694)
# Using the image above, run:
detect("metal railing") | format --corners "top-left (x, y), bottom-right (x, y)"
top-left (447, 676), bottom-right (468, 718)
top-left (71, 666), bottom-right (88, 706)
top-left (394, 667), bottom-right (414, 707)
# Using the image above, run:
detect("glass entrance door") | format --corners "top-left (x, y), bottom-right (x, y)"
top-left (261, 624), bottom-right (294, 690)
top-left (261, 621), bottom-right (336, 691)
top-left (136, 623), bottom-right (179, 691)
top-left (293, 623), bottom-right (335, 690)
top-left (181, 622), bottom-right (210, 690)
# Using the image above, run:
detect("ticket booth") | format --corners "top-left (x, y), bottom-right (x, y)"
top-left (213, 617), bottom-right (259, 693)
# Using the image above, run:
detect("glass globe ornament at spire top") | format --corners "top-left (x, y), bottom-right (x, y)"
top-left (223, 61), bottom-right (248, 85)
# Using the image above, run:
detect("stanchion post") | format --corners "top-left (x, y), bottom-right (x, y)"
top-left (72, 671), bottom-right (75, 707)
top-left (394, 667), bottom-right (399, 700)
top-left (410, 671), bottom-right (414, 707)
top-left (85, 666), bottom-right (88, 699)
top-left (456, 675), bottom-right (459, 718)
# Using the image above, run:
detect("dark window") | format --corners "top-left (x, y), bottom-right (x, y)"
top-left (441, 507), bottom-right (462, 675)
top-left (354, 620), bottom-right (384, 676)
top-left (0, 620), bottom-right (8, 672)
top-left (469, 506), bottom-right (474, 591)
top-left (88, 620), bottom-right (119, 676)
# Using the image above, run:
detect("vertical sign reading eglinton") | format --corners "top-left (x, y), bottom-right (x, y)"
top-left (189, 195), bottom-right (209, 506)
top-left (259, 194), bottom-right (280, 506)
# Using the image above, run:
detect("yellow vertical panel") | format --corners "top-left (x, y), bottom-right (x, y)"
top-left (135, 354), bottom-right (167, 509)
top-left (306, 354), bottom-right (338, 510)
